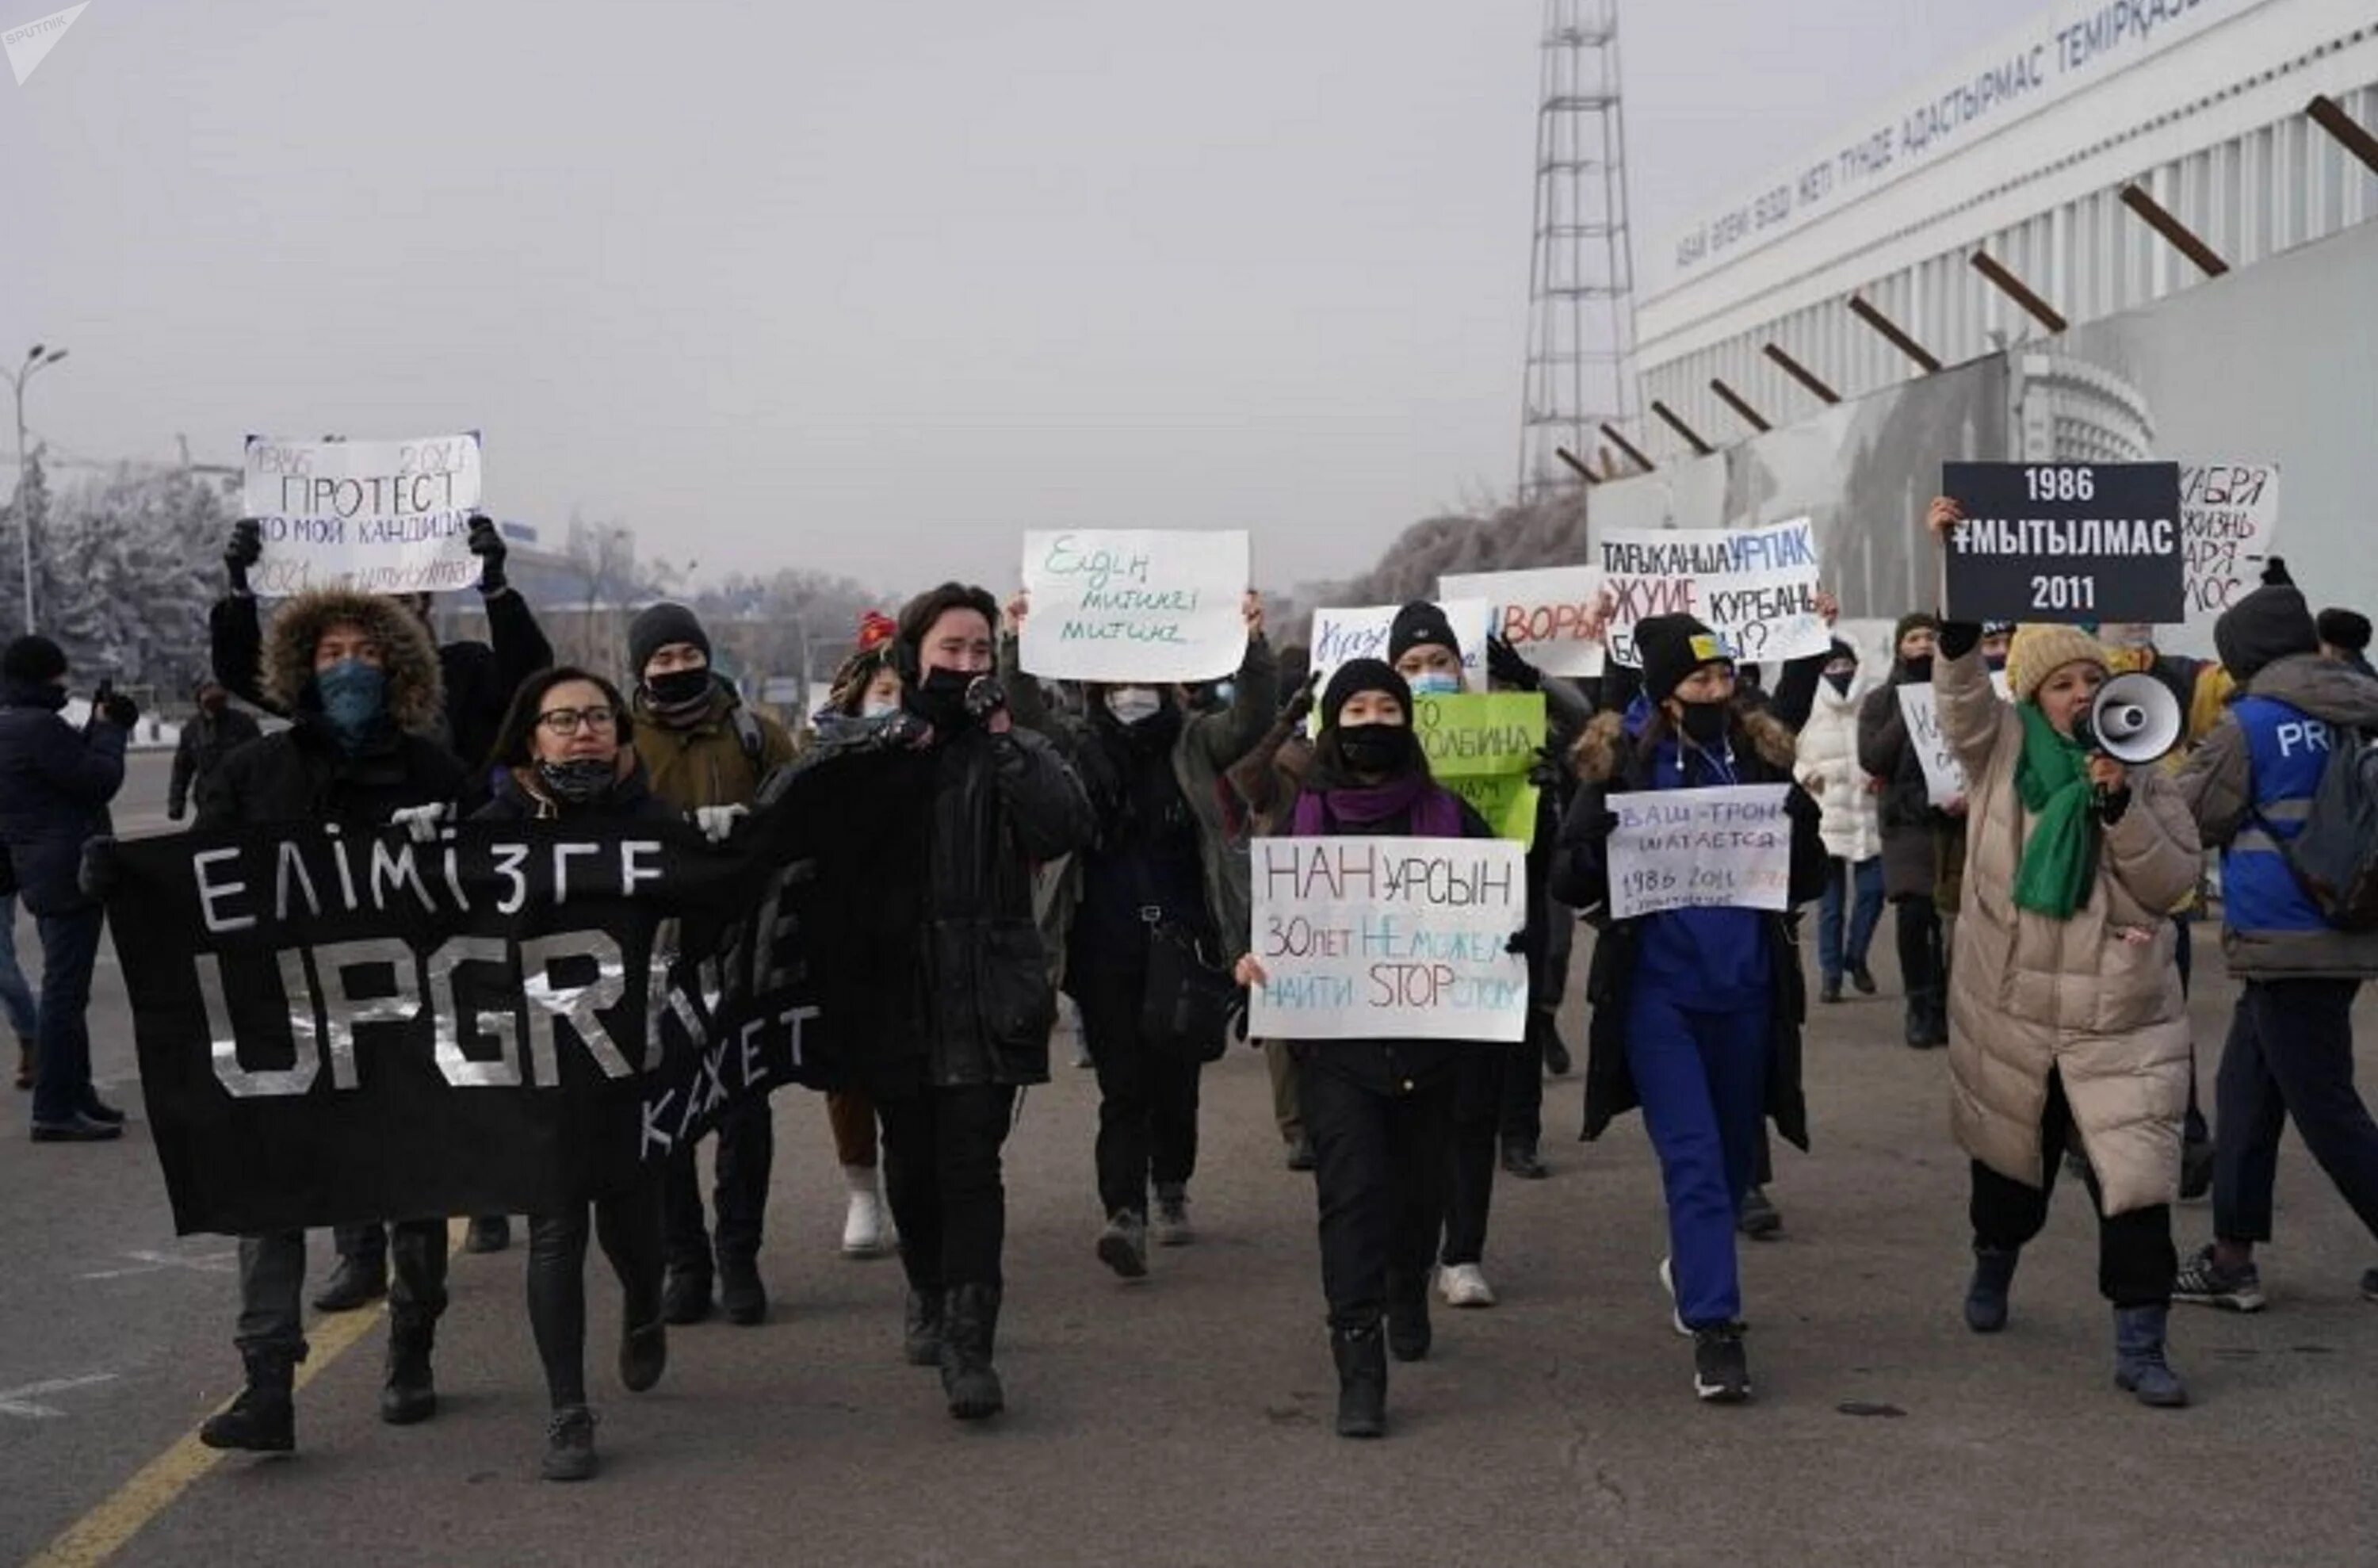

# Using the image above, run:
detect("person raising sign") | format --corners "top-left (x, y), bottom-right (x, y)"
top-left (1234, 658), bottom-right (1496, 1440)
top-left (1550, 614), bottom-right (1827, 1406)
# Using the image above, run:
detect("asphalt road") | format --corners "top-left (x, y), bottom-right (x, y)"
top-left (3, 793), bottom-right (2376, 1565)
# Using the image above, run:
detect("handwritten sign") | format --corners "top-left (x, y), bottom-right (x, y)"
top-left (1896, 684), bottom-right (1967, 807)
top-left (1019, 529), bottom-right (1250, 682)
top-left (1307, 599), bottom-right (1494, 722)
top-left (243, 434), bottom-right (484, 595)
top-left (1439, 566), bottom-right (1608, 679)
top-left (1942, 462), bottom-right (2184, 623)
top-left (1606, 783), bottom-right (1794, 921)
top-left (1596, 518), bottom-right (1827, 667)
top-left (2179, 462), bottom-right (2279, 636)
top-left (1248, 836), bottom-right (1528, 1042)
top-left (1415, 692), bottom-right (1546, 845)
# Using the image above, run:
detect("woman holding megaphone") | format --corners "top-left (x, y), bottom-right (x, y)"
top-left (1924, 498), bottom-right (2203, 1409)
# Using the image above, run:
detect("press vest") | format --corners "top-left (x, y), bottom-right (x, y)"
top-left (2225, 694), bottom-right (2335, 936)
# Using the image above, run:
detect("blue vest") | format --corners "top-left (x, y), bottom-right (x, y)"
top-left (2225, 694), bottom-right (2336, 936)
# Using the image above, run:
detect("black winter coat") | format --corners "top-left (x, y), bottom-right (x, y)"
top-left (841, 723), bottom-right (1092, 1098)
top-left (1857, 669), bottom-right (1957, 902)
top-left (210, 587), bottom-right (552, 770)
top-left (195, 715), bottom-right (469, 829)
top-left (1550, 703), bottom-right (1829, 1149)
top-left (167, 708), bottom-right (264, 819)
top-left (0, 681), bottom-right (127, 916)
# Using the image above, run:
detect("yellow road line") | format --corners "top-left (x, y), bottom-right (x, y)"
top-left (26, 1218), bottom-right (469, 1568)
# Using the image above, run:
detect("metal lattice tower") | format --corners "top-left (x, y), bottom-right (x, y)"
top-left (1516, 0), bottom-right (1638, 500)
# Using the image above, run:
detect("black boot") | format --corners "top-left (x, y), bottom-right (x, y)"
top-left (619, 1317), bottom-right (667, 1394)
top-left (718, 1255), bottom-right (768, 1326)
top-left (1386, 1293), bottom-right (1432, 1363)
top-left (1926, 989), bottom-right (1953, 1047)
top-left (465, 1214), bottom-right (512, 1254)
top-left (904, 1289), bottom-right (945, 1367)
top-left (199, 1347), bottom-right (300, 1453)
top-left (1903, 992), bottom-right (1935, 1050)
top-left (311, 1253), bottom-right (387, 1314)
top-left (940, 1283), bottom-right (1005, 1421)
top-left (1964, 1245), bottom-right (2019, 1333)
top-left (660, 1266), bottom-right (713, 1325)
top-left (1332, 1323), bottom-right (1388, 1439)
top-left (379, 1310), bottom-right (438, 1425)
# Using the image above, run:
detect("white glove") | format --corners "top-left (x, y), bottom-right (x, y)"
top-left (694, 804), bottom-right (747, 845)
top-left (390, 802), bottom-right (451, 843)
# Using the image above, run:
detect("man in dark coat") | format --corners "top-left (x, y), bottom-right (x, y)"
top-left (1858, 613), bottom-right (1955, 1048)
top-left (166, 677), bottom-right (262, 821)
top-left (0, 635), bottom-right (134, 1142)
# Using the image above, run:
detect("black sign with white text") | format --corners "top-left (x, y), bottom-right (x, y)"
top-left (1941, 461), bottom-right (2184, 624)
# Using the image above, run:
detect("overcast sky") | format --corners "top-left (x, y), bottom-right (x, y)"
top-left (1, 0), bottom-right (2029, 596)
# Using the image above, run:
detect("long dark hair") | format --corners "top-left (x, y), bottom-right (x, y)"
top-left (488, 666), bottom-right (635, 770)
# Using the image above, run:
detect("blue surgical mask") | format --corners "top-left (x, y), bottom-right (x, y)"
top-left (315, 658), bottom-right (387, 742)
top-left (1409, 672), bottom-right (1462, 697)
top-left (862, 697), bottom-right (902, 719)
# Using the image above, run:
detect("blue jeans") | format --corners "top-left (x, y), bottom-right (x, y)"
top-left (2212, 978), bottom-right (2378, 1246)
top-left (1816, 856), bottom-right (1883, 981)
top-left (0, 893), bottom-right (38, 1042)
top-left (1624, 987), bottom-right (1770, 1329)
top-left (29, 905), bottom-right (105, 1126)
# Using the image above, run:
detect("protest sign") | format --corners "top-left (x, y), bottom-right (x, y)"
top-left (1438, 566), bottom-right (1607, 679)
top-left (1940, 462), bottom-right (2184, 624)
top-left (1606, 783), bottom-right (1795, 921)
top-left (2178, 461), bottom-right (2279, 635)
top-left (1896, 684), bottom-right (1967, 807)
top-left (243, 434), bottom-right (484, 595)
top-left (1414, 691), bottom-right (1546, 844)
top-left (1596, 518), bottom-right (1829, 667)
top-left (1019, 529), bottom-right (1250, 682)
top-left (105, 747), bottom-right (915, 1236)
top-left (1248, 836), bottom-right (1528, 1043)
top-left (1307, 599), bottom-right (1494, 717)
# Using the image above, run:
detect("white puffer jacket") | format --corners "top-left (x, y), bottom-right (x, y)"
top-left (1795, 674), bottom-right (1883, 864)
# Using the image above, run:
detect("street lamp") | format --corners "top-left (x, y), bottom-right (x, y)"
top-left (5, 344), bottom-right (70, 634)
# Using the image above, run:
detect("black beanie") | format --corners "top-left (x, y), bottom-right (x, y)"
top-left (2, 635), bottom-right (67, 685)
top-left (1387, 602), bottom-right (1462, 666)
top-left (1637, 614), bottom-right (1732, 706)
top-left (1893, 612), bottom-right (1940, 656)
top-left (2317, 607), bottom-right (2372, 654)
top-left (628, 602), bottom-right (711, 681)
top-left (1825, 637), bottom-right (1857, 667)
top-left (2216, 572), bottom-right (2321, 686)
top-left (1321, 658), bottom-right (1412, 729)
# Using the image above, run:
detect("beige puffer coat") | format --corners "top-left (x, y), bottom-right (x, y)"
top-left (1936, 643), bottom-right (2202, 1216)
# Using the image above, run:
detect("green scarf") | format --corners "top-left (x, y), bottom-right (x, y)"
top-left (2011, 704), bottom-right (2098, 920)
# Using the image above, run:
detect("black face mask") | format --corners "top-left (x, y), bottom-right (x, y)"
top-left (1902, 656), bottom-right (1935, 684)
top-left (1985, 653), bottom-right (2009, 674)
top-left (912, 666), bottom-right (975, 731)
top-left (1677, 701), bottom-right (1729, 747)
top-left (536, 757), bottom-right (614, 805)
top-left (1824, 669), bottom-right (1855, 696)
top-left (645, 667), bottom-right (712, 709)
top-left (1336, 722), bottom-right (1415, 776)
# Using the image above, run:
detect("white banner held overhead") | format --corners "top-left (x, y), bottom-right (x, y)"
top-left (1019, 530), bottom-right (1250, 683)
top-left (1439, 565), bottom-right (1608, 679)
top-left (1596, 517), bottom-right (1829, 668)
top-left (243, 434), bottom-right (484, 595)
top-left (1307, 600), bottom-right (1496, 716)
top-left (2178, 461), bottom-right (2279, 637)
top-left (1247, 836), bottom-right (1528, 1043)
top-left (1896, 684), bottom-right (1967, 808)
top-left (1605, 783), bottom-right (1795, 921)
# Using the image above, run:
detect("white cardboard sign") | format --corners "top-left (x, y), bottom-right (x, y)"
top-left (1438, 565), bottom-right (1608, 679)
top-left (1019, 529), bottom-right (1250, 682)
top-left (1605, 783), bottom-right (1795, 920)
top-left (242, 433), bottom-right (484, 595)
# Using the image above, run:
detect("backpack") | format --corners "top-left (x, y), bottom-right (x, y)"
top-left (732, 709), bottom-right (766, 774)
top-left (2256, 726), bottom-right (2378, 931)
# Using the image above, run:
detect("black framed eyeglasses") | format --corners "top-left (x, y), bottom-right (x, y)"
top-left (537, 706), bottom-right (617, 736)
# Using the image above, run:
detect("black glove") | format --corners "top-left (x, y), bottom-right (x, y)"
top-left (1487, 637), bottom-right (1543, 693)
top-left (2261, 556), bottom-right (2293, 588)
top-left (100, 693), bottom-right (138, 731)
top-left (224, 518), bottom-right (262, 595)
top-left (467, 514), bottom-right (507, 595)
top-left (1504, 929), bottom-right (1531, 955)
top-left (166, 802), bottom-right (185, 822)
top-left (78, 836), bottom-right (118, 902)
top-left (964, 676), bottom-right (1009, 726)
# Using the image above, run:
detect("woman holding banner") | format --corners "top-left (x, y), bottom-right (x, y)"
top-left (1551, 614), bottom-right (1828, 1405)
top-left (476, 666), bottom-right (680, 1481)
top-left (1233, 657), bottom-right (1496, 1440)
top-left (1923, 499), bottom-right (2199, 1409)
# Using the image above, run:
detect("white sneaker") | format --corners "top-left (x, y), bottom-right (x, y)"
top-left (841, 1167), bottom-right (896, 1258)
top-left (1437, 1263), bottom-right (1497, 1309)
top-left (1658, 1257), bottom-right (1689, 1337)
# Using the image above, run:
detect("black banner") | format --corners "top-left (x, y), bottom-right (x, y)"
top-left (111, 754), bottom-right (893, 1235)
top-left (1941, 461), bottom-right (2184, 624)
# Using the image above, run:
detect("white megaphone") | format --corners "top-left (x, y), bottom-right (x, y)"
top-left (2079, 672), bottom-right (2184, 765)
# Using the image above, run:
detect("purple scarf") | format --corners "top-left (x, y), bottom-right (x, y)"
top-left (1290, 770), bottom-right (1464, 838)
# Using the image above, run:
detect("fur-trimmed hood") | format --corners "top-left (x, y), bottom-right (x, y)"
top-left (1567, 703), bottom-right (1798, 785)
top-left (261, 590), bottom-right (445, 736)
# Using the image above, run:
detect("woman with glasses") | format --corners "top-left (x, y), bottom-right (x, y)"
top-left (477, 666), bottom-right (682, 1480)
